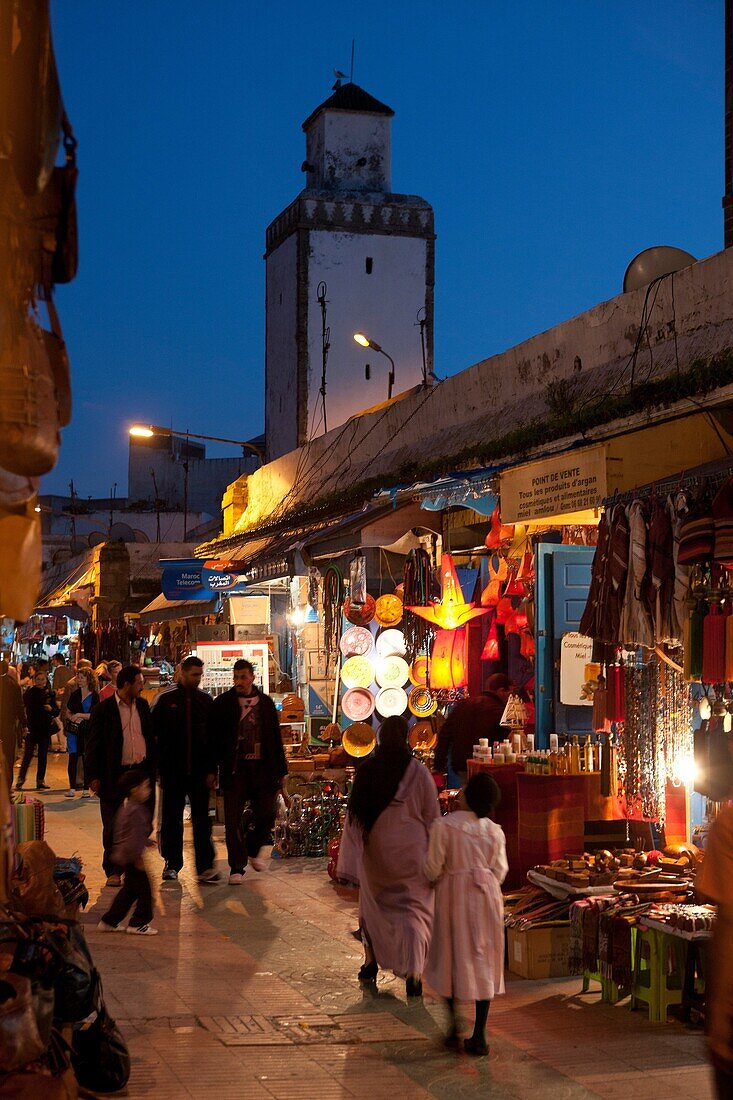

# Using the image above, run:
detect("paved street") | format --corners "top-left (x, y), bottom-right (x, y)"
top-left (32, 759), bottom-right (715, 1099)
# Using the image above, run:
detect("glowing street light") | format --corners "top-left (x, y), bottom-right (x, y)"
top-left (128, 424), bottom-right (264, 460)
top-left (353, 333), bottom-right (395, 400)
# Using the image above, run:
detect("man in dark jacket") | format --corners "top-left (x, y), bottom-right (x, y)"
top-left (434, 673), bottom-right (514, 784)
top-left (152, 655), bottom-right (217, 883)
top-left (16, 666), bottom-right (59, 791)
top-left (86, 665), bottom-right (156, 886)
top-left (213, 659), bottom-right (287, 884)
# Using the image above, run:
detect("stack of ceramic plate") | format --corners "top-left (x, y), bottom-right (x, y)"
top-left (340, 655), bottom-right (375, 689)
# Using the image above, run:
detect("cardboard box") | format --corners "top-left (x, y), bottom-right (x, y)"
top-left (507, 922), bottom-right (573, 979)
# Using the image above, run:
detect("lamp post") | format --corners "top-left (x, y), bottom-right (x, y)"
top-left (128, 424), bottom-right (265, 461)
top-left (353, 333), bottom-right (395, 401)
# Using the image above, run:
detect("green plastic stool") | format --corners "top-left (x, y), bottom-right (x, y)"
top-left (630, 928), bottom-right (685, 1022)
top-left (582, 969), bottom-right (621, 1004)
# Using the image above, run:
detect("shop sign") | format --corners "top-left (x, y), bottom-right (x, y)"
top-left (160, 558), bottom-right (247, 600)
top-left (559, 632), bottom-right (598, 707)
top-left (501, 446), bottom-right (607, 524)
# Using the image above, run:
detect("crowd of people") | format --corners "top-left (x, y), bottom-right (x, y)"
top-left (1, 652), bottom-right (512, 1054)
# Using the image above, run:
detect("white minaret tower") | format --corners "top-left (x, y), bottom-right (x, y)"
top-left (264, 82), bottom-right (435, 461)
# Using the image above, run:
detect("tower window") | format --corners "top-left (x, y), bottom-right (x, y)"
top-left (365, 257), bottom-right (373, 274)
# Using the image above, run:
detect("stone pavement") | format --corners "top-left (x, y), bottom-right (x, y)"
top-left (30, 758), bottom-right (716, 1099)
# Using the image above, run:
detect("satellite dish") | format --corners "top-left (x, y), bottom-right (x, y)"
top-left (87, 531), bottom-right (106, 548)
top-left (133, 529), bottom-right (150, 543)
top-left (623, 246), bottom-right (696, 294)
top-left (109, 522), bottom-right (135, 543)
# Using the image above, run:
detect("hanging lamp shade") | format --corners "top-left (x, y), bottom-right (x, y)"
top-left (429, 627), bottom-right (468, 690)
top-left (407, 552), bottom-right (490, 630)
top-left (480, 618), bottom-right (500, 661)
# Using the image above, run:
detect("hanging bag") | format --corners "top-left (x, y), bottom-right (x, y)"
top-left (0, 973), bottom-right (45, 1072)
top-left (71, 970), bottom-right (130, 1093)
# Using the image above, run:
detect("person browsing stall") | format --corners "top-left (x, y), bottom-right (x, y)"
top-left (434, 673), bottom-right (514, 784)
top-left (16, 665), bottom-right (59, 791)
top-left (212, 659), bottom-right (287, 884)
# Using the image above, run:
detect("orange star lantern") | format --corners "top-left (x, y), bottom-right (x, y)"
top-left (407, 553), bottom-right (491, 630)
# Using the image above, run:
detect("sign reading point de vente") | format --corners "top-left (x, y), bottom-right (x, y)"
top-left (500, 445), bottom-right (607, 524)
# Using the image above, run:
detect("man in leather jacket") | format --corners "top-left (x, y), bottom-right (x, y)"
top-left (212, 659), bottom-right (287, 884)
top-left (152, 655), bottom-right (217, 883)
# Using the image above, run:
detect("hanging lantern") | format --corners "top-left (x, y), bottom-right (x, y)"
top-left (481, 618), bottom-right (500, 661)
top-left (407, 552), bottom-right (489, 630)
top-left (429, 627), bottom-right (468, 690)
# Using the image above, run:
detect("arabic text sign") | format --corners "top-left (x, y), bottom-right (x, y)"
top-left (501, 446), bottom-right (607, 524)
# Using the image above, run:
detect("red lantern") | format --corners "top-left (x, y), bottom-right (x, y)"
top-left (430, 628), bottom-right (468, 690)
top-left (481, 619), bottom-right (500, 661)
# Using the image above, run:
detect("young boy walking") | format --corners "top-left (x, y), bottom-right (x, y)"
top-left (98, 769), bottom-right (158, 936)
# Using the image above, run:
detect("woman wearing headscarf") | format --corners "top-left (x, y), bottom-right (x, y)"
top-left (347, 715), bottom-right (440, 996)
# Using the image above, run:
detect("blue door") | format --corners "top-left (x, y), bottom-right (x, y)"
top-left (535, 543), bottom-right (595, 745)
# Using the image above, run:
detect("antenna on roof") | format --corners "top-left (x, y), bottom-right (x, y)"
top-left (350, 38), bottom-right (355, 83)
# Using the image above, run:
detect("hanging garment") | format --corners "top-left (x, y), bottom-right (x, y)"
top-left (725, 612), bottom-right (733, 683)
top-left (712, 476), bottom-right (733, 567)
top-left (620, 501), bottom-right (654, 649)
top-left (579, 509), bottom-right (610, 639)
top-left (702, 604), bottom-right (726, 685)
top-left (688, 602), bottom-right (705, 682)
top-left (669, 492), bottom-right (690, 645)
top-left (607, 503), bottom-right (630, 644)
top-left (646, 497), bottom-right (675, 646)
top-left (605, 664), bottom-right (626, 724)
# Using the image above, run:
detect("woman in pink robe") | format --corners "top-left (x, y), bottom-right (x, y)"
top-left (425, 773), bottom-right (507, 1056)
top-left (347, 716), bottom-right (440, 996)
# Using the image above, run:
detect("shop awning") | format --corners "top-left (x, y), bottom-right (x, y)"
top-left (137, 593), bottom-right (219, 626)
top-left (35, 553), bottom-right (95, 618)
top-left (33, 601), bottom-right (89, 622)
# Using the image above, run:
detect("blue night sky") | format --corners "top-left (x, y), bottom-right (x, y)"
top-left (47, 1), bottom-right (723, 498)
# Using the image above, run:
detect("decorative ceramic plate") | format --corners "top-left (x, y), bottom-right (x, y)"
top-left (374, 594), bottom-right (404, 628)
top-left (409, 719), bottom-right (438, 751)
top-left (375, 655), bottom-right (410, 688)
top-left (344, 595), bottom-right (376, 626)
top-left (342, 721), bottom-right (377, 758)
top-left (340, 655), bottom-right (375, 689)
top-left (341, 686), bottom-right (376, 722)
top-left (409, 656), bottom-right (429, 686)
top-left (408, 686), bottom-right (438, 717)
top-left (375, 686), bottom-right (408, 717)
top-left (339, 625), bottom-right (375, 659)
top-left (375, 628), bottom-right (407, 659)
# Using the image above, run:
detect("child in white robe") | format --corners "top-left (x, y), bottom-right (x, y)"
top-left (425, 772), bottom-right (507, 1055)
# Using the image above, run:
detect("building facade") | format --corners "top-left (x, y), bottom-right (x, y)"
top-left (264, 82), bottom-right (435, 461)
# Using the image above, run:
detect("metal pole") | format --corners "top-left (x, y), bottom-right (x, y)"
top-left (183, 432), bottom-right (189, 541)
top-left (725, 0), bottom-right (733, 247)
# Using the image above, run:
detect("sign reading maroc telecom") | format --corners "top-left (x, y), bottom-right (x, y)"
top-left (501, 445), bottom-right (607, 524)
top-left (160, 558), bottom-right (247, 601)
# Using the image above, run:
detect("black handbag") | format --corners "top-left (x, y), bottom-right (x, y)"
top-left (45, 921), bottom-right (94, 1024)
top-left (71, 970), bottom-right (130, 1093)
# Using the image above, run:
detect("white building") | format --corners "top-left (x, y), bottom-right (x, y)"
top-left (264, 82), bottom-right (435, 461)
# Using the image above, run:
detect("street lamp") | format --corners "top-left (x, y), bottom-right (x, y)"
top-left (129, 423), bottom-right (264, 540)
top-left (128, 423), bottom-right (264, 460)
top-left (353, 333), bottom-right (395, 401)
